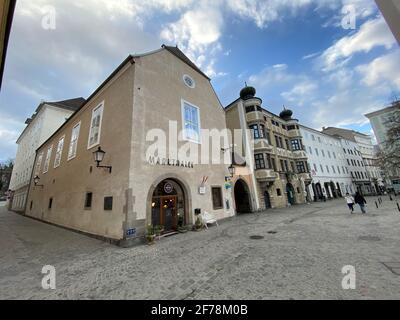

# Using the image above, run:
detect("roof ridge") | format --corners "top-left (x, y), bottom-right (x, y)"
top-left (162, 44), bottom-right (210, 80)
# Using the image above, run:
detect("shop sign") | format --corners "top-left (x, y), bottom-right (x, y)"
top-left (148, 156), bottom-right (194, 169)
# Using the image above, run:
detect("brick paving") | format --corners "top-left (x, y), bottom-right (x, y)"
top-left (0, 196), bottom-right (400, 300)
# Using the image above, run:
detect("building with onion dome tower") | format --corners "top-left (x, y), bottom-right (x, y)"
top-left (225, 85), bottom-right (312, 211)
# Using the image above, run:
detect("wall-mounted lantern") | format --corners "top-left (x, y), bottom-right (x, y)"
top-left (93, 146), bottom-right (112, 173)
top-left (33, 176), bottom-right (44, 188)
top-left (222, 144), bottom-right (244, 178)
top-left (228, 164), bottom-right (236, 178)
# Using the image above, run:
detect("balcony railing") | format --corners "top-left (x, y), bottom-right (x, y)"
top-left (246, 110), bottom-right (264, 123)
top-left (255, 169), bottom-right (277, 182)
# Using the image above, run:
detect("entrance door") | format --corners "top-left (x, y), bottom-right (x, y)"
top-left (336, 183), bottom-right (343, 197)
top-left (264, 191), bottom-right (271, 209)
top-left (234, 180), bottom-right (251, 213)
top-left (160, 196), bottom-right (177, 231)
top-left (315, 183), bottom-right (323, 200)
top-left (151, 179), bottom-right (185, 232)
top-left (286, 183), bottom-right (295, 205)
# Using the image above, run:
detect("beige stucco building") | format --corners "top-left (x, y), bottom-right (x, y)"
top-left (26, 46), bottom-right (236, 246)
top-left (9, 98), bottom-right (85, 212)
top-left (225, 86), bottom-right (312, 211)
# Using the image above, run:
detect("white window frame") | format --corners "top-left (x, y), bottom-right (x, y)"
top-left (87, 102), bottom-right (104, 150)
top-left (68, 121), bottom-right (81, 161)
top-left (54, 135), bottom-right (65, 168)
top-left (43, 145), bottom-right (53, 174)
top-left (181, 99), bottom-right (201, 144)
top-left (35, 152), bottom-right (44, 176)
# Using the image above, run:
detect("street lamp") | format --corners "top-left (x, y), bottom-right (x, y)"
top-left (33, 176), bottom-right (44, 188)
top-left (92, 146), bottom-right (112, 173)
top-left (222, 144), bottom-right (242, 178)
top-left (228, 164), bottom-right (236, 177)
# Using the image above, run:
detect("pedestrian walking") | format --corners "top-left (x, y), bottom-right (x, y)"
top-left (345, 193), bottom-right (355, 213)
top-left (354, 192), bottom-right (367, 214)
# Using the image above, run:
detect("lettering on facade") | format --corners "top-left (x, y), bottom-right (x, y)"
top-left (148, 156), bottom-right (194, 169)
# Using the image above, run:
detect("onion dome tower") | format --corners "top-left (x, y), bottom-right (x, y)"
top-left (279, 107), bottom-right (293, 121)
top-left (240, 84), bottom-right (256, 100)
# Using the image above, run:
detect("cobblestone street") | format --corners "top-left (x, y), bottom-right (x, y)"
top-left (1, 196), bottom-right (400, 300)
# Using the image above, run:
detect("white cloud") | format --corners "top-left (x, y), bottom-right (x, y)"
top-left (281, 81), bottom-right (318, 105)
top-left (310, 90), bottom-right (384, 129)
top-left (302, 52), bottom-right (320, 60)
top-left (160, 2), bottom-right (224, 77)
top-left (226, 0), bottom-right (314, 28)
top-left (0, 114), bottom-right (25, 162)
top-left (318, 16), bottom-right (396, 72)
top-left (356, 49), bottom-right (400, 88)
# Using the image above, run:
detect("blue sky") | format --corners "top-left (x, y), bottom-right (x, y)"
top-left (0, 0), bottom-right (399, 162)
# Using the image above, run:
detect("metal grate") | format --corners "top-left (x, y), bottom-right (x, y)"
top-left (250, 235), bottom-right (264, 240)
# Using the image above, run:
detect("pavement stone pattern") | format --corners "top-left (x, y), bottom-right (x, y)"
top-left (0, 196), bottom-right (400, 300)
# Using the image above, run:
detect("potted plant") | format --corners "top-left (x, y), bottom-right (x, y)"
top-left (194, 216), bottom-right (203, 231)
top-left (146, 224), bottom-right (156, 245)
top-left (154, 225), bottom-right (164, 237)
top-left (178, 225), bottom-right (188, 233)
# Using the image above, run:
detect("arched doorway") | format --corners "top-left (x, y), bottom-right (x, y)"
top-left (330, 181), bottom-right (337, 198)
top-left (264, 191), bottom-right (271, 209)
top-left (234, 179), bottom-right (251, 214)
top-left (151, 179), bottom-right (186, 232)
top-left (336, 182), bottom-right (343, 197)
top-left (324, 182), bottom-right (332, 198)
top-left (286, 183), bottom-right (295, 205)
top-left (315, 183), bottom-right (323, 201)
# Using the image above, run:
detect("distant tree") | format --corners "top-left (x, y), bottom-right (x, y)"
top-left (377, 100), bottom-right (400, 179)
top-left (0, 159), bottom-right (14, 193)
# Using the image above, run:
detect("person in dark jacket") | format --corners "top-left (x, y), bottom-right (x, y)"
top-left (354, 192), bottom-right (367, 214)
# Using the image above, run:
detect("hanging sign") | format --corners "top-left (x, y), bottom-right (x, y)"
top-left (164, 183), bottom-right (174, 194)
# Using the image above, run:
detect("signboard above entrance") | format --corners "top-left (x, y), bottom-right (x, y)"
top-left (148, 156), bottom-right (194, 169)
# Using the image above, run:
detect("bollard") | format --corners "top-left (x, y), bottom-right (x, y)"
top-left (375, 201), bottom-right (378, 209)
top-left (397, 203), bottom-right (400, 213)
top-left (389, 195), bottom-right (393, 201)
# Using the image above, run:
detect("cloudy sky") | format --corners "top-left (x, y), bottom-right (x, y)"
top-left (0, 0), bottom-right (399, 162)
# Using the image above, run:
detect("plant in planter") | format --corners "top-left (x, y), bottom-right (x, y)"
top-left (154, 225), bottom-right (164, 237)
top-left (178, 225), bottom-right (188, 233)
top-left (194, 216), bottom-right (203, 231)
top-left (176, 211), bottom-right (187, 233)
top-left (146, 224), bottom-right (156, 245)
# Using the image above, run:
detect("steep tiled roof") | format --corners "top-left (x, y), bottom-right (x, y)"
top-left (47, 97), bottom-right (86, 111)
top-left (19, 97), bottom-right (86, 142)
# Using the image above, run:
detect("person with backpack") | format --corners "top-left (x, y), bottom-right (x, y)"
top-left (354, 192), bottom-right (367, 214)
top-left (345, 193), bottom-right (355, 213)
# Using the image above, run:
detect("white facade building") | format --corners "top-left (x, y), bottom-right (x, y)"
top-left (340, 138), bottom-right (371, 195)
top-left (322, 127), bottom-right (383, 195)
top-left (300, 126), bottom-right (354, 200)
top-left (9, 98), bottom-right (85, 211)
